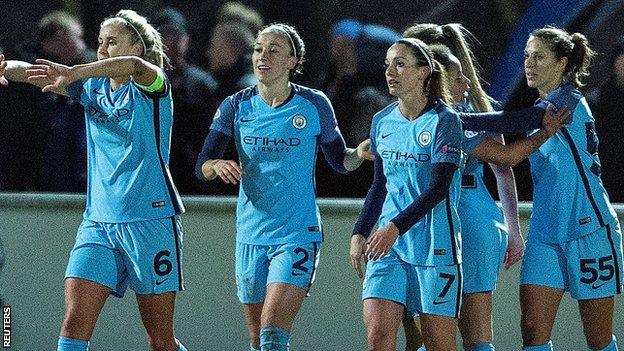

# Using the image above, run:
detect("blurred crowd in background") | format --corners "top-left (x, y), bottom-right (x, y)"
top-left (0, 0), bottom-right (623, 201)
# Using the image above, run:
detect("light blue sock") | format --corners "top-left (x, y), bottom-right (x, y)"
top-left (593, 335), bottom-right (618, 351)
top-left (260, 326), bottom-right (290, 351)
top-left (417, 347), bottom-right (426, 351)
top-left (176, 338), bottom-right (188, 351)
top-left (523, 340), bottom-right (553, 351)
top-left (469, 343), bottom-right (495, 351)
top-left (57, 336), bottom-right (89, 351)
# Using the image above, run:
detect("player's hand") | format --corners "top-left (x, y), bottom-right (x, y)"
top-left (504, 230), bottom-right (525, 270)
top-left (356, 139), bottom-right (375, 161)
top-left (26, 58), bottom-right (75, 93)
top-left (0, 54), bottom-right (8, 86)
top-left (350, 234), bottom-right (367, 279)
top-left (542, 103), bottom-right (570, 136)
top-left (212, 159), bottom-right (243, 184)
top-left (365, 222), bottom-right (400, 260)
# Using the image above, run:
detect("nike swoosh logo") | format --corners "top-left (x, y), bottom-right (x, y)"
top-left (382, 133), bottom-right (394, 139)
top-left (591, 281), bottom-right (608, 289)
top-left (432, 299), bottom-right (449, 305)
top-left (240, 118), bottom-right (255, 122)
top-left (155, 279), bottom-right (168, 286)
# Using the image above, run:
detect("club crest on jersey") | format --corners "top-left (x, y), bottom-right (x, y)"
top-left (418, 131), bottom-right (432, 146)
top-left (464, 130), bottom-right (480, 138)
top-left (214, 109), bottom-right (221, 120)
top-left (292, 115), bottom-right (307, 129)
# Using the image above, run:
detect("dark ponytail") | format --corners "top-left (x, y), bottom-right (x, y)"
top-left (569, 33), bottom-right (595, 87)
top-left (530, 26), bottom-right (596, 87)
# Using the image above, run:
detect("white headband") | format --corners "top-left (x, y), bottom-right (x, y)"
top-left (117, 16), bottom-right (147, 57)
top-left (267, 25), bottom-right (297, 59)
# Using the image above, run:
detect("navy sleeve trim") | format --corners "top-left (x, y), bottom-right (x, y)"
top-left (459, 106), bottom-right (545, 134)
top-left (391, 162), bottom-right (457, 235)
top-left (195, 129), bottom-right (233, 181)
top-left (353, 155), bottom-right (387, 238)
top-left (320, 137), bottom-right (348, 174)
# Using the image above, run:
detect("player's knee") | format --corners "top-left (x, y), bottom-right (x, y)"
top-left (60, 314), bottom-right (88, 339)
top-left (366, 324), bottom-right (394, 350)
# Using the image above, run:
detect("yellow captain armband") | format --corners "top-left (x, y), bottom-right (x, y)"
top-left (136, 70), bottom-right (165, 93)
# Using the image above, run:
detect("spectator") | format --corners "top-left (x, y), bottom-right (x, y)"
top-left (0, 11), bottom-right (94, 192)
top-left (316, 19), bottom-right (400, 197)
top-left (206, 21), bottom-right (257, 104)
top-left (216, 1), bottom-right (264, 35)
top-left (588, 36), bottom-right (624, 202)
top-left (153, 7), bottom-right (220, 194)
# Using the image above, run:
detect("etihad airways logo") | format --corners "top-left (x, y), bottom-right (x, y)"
top-left (381, 150), bottom-right (431, 162)
top-left (87, 106), bottom-right (130, 124)
top-left (381, 149), bottom-right (430, 168)
top-left (242, 135), bottom-right (302, 153)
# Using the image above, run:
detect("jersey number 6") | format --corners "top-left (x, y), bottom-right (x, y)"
top-left (154, 250), bottom-right (173, 276)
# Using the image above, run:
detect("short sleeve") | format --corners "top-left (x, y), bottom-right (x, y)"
top-left (431, 109), bottom-right (462, 165)
top-left (209, 96), bottom-right (237, 136)
top-left (544, 84), bottom-right (582, 113)
top-left (315, 92), bottom-right (342, 144)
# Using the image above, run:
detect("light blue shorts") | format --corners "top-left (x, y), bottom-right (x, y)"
top-left (363, 250), bottom-right (462, 318)
top-left (521, 222), bottom-right (623, 300)
top-left (461, 220), bottom-right (507, 293)
top-left (235, 241), bottom-right (321, 304)
top-left (65, 216), bottom-right (184, 298)
top-left (458, 183), bottom-right (508, 294)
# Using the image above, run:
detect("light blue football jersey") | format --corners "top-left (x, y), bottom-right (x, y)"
top-left (371, 100), bottom-right (463, 266)
top-left (210, 84), bottom-right (343, 245)
top-left (66, 75), bottom-right (184, 223)
top-left (455, 103), bottom-right (507, 236)
top-left (528, 83), bottom-right (618, 243)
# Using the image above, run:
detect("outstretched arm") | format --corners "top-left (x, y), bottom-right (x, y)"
top-left (460, 103), bottom-right (569, 134)
top-left (26, 56), bottom-right (161, 94)
top-left (469, 104), bottom-right (569, 167)
top-left (0, 54), bottom-right (54, 90)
